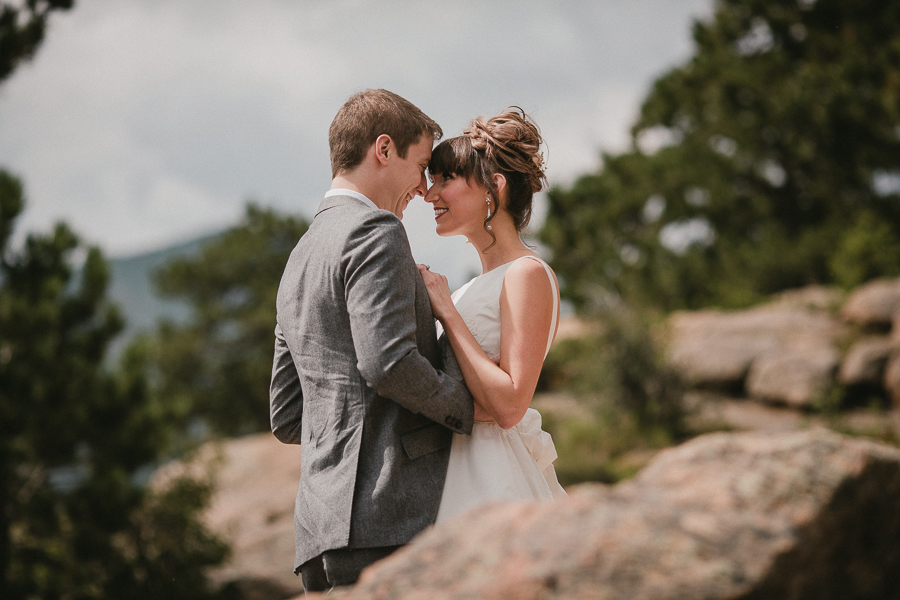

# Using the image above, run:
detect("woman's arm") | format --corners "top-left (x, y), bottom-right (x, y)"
top-left (418, 259), bottom-right (558, 429)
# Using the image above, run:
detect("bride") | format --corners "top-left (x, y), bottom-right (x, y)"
top-left (418, 107), bottom-right (567, 523)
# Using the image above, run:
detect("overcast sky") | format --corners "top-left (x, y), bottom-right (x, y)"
top-left (0, 0), bottom-right (711, 285)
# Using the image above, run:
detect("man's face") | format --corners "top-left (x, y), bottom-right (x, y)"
top-left (384, 134), bottom-right (432, 219)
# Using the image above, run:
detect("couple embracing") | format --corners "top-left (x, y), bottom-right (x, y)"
top-left (269, 89), bottom-right (566, 593)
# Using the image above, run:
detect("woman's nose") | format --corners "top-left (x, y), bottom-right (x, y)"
top-left (423, 183), bottom-right (438, 203)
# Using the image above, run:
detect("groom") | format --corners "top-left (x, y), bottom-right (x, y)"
top-left (269, 89), bottom-right (478, 592)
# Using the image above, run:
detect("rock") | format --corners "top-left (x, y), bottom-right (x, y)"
top-left (745, 346), bottom-right (840, 407)
top-left (685, 392), bottom-right (806, 433)
top-left (885, 351), bottom-right (900, 407)
top-left (839, 336), bottom-right (896, 385)
top-left (554, 315), bottom-right (599, 341)
top-left (154, 433), bottom-right (303, 598)
top-left (841, 277), bottom-right (900, 327)
top-left (337, 429), bottom-right (900, 600)
top-left (769, 284), bottom-right (844, 311)
top-left (666, 303), bottom-right (845, 388)
top-left (666, 310), bottom-right (778, 385)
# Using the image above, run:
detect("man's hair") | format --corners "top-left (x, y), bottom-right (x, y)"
top-left (328, 89), bottom-right (442, 177)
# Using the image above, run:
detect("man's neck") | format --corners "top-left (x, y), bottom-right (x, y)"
top-left (331, 172), bottom-right (384, 210)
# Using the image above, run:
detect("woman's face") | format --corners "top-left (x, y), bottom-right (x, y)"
top-left (424, 172), bottom-right (489, 238)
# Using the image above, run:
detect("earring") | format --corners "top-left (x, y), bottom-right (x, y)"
top-left (485, 198), bottom-right (493, 230)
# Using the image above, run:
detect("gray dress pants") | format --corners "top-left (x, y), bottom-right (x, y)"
top-left (300, 545), bottom-right (399, 592)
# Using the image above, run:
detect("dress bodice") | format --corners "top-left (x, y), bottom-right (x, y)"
top-left (437, 256), bottom-right (558, 368)
top-left (438, 260), bottom-right (512, 361)
top-left (434, 255), bottom-right (567, 523)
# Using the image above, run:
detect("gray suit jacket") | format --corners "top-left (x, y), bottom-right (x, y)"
top-left (270, 195), bottom-right (474, 571)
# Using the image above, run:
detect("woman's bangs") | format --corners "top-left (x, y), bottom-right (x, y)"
top-left (429, 137), bottom-right (476, 179)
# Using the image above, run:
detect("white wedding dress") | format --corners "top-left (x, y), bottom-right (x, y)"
top-left (435, 256), bottom-right (567, 524)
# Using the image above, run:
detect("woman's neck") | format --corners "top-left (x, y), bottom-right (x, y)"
top-left (468, 218), bottom-right (534, 273)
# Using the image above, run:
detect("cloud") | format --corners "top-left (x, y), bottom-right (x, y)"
top-left (0, 0), bottom-right (710, 258)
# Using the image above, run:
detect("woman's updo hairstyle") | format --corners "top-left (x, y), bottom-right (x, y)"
top-left (429, 107), bottom-right (547, 244)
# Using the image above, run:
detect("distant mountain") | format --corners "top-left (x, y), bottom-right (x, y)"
top-left (106, 232), bottom-right (221, 353)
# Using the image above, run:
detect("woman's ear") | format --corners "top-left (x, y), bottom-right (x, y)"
top-left (492, 173), bottom-right (507, 201)
top-left (374, 134), bottom-right (392, 166)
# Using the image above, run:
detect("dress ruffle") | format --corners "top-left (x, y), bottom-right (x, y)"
top-left (514, 409), bottom-right (558, 472)
top-left (435, 408), bottom-right (567, 523)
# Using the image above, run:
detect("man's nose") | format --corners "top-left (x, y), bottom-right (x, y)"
top-left (415, 173), bottom-right (428, 198)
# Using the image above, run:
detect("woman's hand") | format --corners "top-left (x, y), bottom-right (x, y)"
top-left (417, 264), bottom-right (455, 322)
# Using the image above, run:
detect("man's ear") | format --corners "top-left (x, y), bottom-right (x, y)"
top-left (374, 134), bottom-right (392, 166)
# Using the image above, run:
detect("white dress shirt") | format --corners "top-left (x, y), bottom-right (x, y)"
top-left (325, 188), bottom-right (378, 210)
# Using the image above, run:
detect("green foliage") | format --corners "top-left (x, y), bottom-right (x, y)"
top-left (829, 210), bottom-right (900, 288)
top-left (542, 304), bottom-right (684, 435)
top-left (540, 404), bottom-right (662, 486)
top-left (149, 203), bottom-right (309, 436)
top-left (0, 171), bottom-right (226, 599)
top-left (1, 8), bottom-right (226, 597)
top-left (541, 0), bottom-right (900, 312)
top-left (538, 301), bottom-right (685, 485)
top-left (118, 475), bottom-right (229, 600)
top-left (0, 0), bottom-right (74, 83)
top-left (0, 170), bottom-right (23, 249)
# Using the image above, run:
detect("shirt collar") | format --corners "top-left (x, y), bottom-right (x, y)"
top-left (325, 188), bottom-right (378, 210)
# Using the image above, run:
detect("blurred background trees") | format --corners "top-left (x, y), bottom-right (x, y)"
top-left (0, 174), bottom-right (228, 600)
top-left (541, 0), bottom-right (900, 313)
top-left (0, 3), bottom-right (228, 598)
top-left (146, 205), bottom-right (308, 436)
top-left (537, 0), bottom-right (900, 483)
top-left (0, 0), bottom-right (73, 82)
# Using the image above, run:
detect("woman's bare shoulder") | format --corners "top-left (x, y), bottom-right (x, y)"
top-left (502, 256), bottom-right (555, 299)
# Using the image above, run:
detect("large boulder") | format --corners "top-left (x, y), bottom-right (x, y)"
top-left (329, 429), bottom-right (900, 600)
top-left (154, 433), bottom-right (303, 599)
top-left (666, 297), bottom-right (846, 398)
top-left (745, 346), bottom-right (840, 407)
top-left (884, 351), bottom-right (900, 407)
top-left (841, 277), bottom-right (900, 327)
top-left (666, 309), bottom-right (781, 386)
top-left (839, 336), bottom-right (896, 386)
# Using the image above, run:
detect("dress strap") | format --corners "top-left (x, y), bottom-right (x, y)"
top-left (516, 256), bottom-right (559, 358)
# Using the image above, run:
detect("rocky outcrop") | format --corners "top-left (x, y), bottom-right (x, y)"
top-left (666, 287), bottom-right (847, 406)
top-left (317, 429), bottom-right (900, 600)
top-left (667, 281), bottom-right (900, 408)
top-left (155, 433), bottom-right (304, 599)
top-left (839, 336), bottom-right (895, 386)
top-left (745, 345), bottom-right (841, 407)
top-left (666, 309), bottom-right (783, 385)
top-left (885, 351), bottom-right (900, 405)
top-left (841, 278), bottom-right (900, 326)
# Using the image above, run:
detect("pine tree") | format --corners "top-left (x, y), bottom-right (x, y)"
top-left (0, 174), bottom-right (227, 599)
top-left (150, 204), bottom-right (309, 435)
top-left (1, 4), bottom-right (227, 597)
top-left (541, 0), bottom-right (900, 311)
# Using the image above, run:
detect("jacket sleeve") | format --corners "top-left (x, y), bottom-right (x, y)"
top-left (344, 213), bottom-right (474, 435)
top-left (269, 322), bottom-right (304, 444)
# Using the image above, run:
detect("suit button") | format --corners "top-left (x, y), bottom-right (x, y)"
top-left (445, 416), bottom-right (461, 429)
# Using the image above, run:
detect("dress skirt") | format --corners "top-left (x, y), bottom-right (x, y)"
top-left (435, 408), bottom-right (567, 524)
